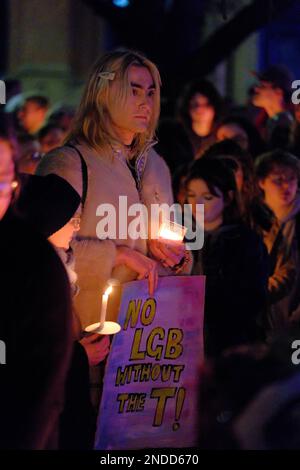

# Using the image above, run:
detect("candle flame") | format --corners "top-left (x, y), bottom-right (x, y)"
top-left (105, 285), bottom-right (113, 296)
top-left (158, 223), bottom-right (185, 242)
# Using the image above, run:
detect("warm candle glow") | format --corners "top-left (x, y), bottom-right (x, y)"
top-left (100, 285), bottom-right (113, 326)
top-left (158, 221), bottom-right (186, 242)
top-left (85, 280), bottom-right (120, 335)
top-left (105, 285), bottom-right (113, 296)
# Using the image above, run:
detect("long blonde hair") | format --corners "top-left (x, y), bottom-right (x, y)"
top-left (66, 49), bottom-right (161, 157)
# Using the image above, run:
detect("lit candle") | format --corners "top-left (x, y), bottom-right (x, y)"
top-left (158, 220), bottom-right (186, 243)
top-left (100, 285), bottom-right (113, 326)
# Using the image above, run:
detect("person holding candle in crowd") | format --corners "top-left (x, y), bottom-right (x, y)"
top-left (16, 173), bottom-right (111, 448)
top-left (36, 49), bottom-right (190, 331)
top-left (185, 157), bottom-right (269, 357)
top-left (0, 135), bottom-right (74, 449)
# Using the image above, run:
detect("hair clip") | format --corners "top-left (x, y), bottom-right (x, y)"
top-left (98, 72), bottom-right (115, 81)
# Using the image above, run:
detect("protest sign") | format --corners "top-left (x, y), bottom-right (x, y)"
top-left (95, 275), bottom-right (205, 450)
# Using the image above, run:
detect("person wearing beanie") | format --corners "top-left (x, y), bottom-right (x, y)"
top-left (0, 152), bottom-right (73, 449)
top-left (16, 173), bottom-right (110, 449)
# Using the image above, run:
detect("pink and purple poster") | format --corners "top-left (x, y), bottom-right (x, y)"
top-left (95, 275), bottom-right (205, 450)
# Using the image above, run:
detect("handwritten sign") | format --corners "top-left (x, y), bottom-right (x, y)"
top-left (95, 275), bottom-right (205, 450)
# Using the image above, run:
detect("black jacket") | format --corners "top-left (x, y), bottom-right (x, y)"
top-left (192, 223), bottom-right (269, 358)
top-left (0, 214), bottom-right (73, 449)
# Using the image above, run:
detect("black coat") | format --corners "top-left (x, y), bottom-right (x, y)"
top-left (0, 214), bottom-right (73, 449)
top-left (192, 223), bottom-right (269, 358)
top-left (59, 341), bottom-right (96, 450)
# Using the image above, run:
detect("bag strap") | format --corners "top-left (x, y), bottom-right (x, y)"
top-left (65, 143), bottom-right (88, 208)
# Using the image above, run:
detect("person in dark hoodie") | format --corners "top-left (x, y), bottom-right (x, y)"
top-left (16, 173), bottom-right (110, 449)
top-left (185, 158), bottom-right (269, 358)
top-left (255, 150), bottom-right (300, 335)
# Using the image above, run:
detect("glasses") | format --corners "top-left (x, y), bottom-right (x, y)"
top-left (70, 216), bottom-right (81, 230)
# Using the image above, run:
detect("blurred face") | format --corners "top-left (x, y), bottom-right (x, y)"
top-left (187, 178), bottom-right (224, 230)
top-left (40, 128), bottom-right (64, 154)
top-left (259, 165), bottom-right (298, 209)
top-left (18, 140), bottom-right (41, 175)
top-left (217, 123), bottom-right (249, 151)
top-left (48, 215), bottom-right (80, 250)
top-left (252, 81), bottom-right (282, 109)
top-left (189, 93), bottom-right (215, 126)
top-left (109, 65), bottom-right (156, 145)
top-left (0, 139), bottom-right (15, 220)
top-left (18, 100), bottom-right (47, 134)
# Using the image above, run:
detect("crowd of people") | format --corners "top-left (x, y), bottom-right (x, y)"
top-left (1, 48), bottom-right (300, 450)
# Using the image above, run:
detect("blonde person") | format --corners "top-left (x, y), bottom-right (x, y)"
top-left (37, 49), bottom-right (190, 330)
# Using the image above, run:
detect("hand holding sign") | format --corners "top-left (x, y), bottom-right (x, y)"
top-left (116, 246), bottom-right (159, 296)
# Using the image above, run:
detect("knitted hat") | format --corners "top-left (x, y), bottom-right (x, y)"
top-left (17, 173), bottom-right (81, 238)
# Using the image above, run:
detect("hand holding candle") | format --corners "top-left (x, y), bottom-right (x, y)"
top-left (85, 281), bottom-right (121, 335)
top-left (149, 220), bottom-right (187, 269)
top-left (158, 221), bottom-right (187, 243)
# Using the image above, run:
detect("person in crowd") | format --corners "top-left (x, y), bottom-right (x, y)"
top-left (155, 117), bottom-right (194, 176)
top-left (16, 173), bottom-right (110, 449)
top-left (216, 115), bottom-right (266, 159)
top-left (251, 65), bottom-right (294, 150)
top-left (47, 105), bottom-right (76, 139)
top-left (155, 118), bottom-right (194, 203)
top-left (202, 139), bottom-right (272, 235)
top-left (255, 150), bottom-right (300, 334)
top-left (36, 48), bottom-right (190, 331)
top-left (38, 123), bottom-right (65, 156)
top-left (16, 134), bottom-right (42, 174)
top-left (18, 95), bottom-right (50, 136)
top-left (177, 79), bottom-right (223, 159)
top-left (0, 135), bottom-right (73, 449)
top-left (185, 157), bottom-right (268, 358)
